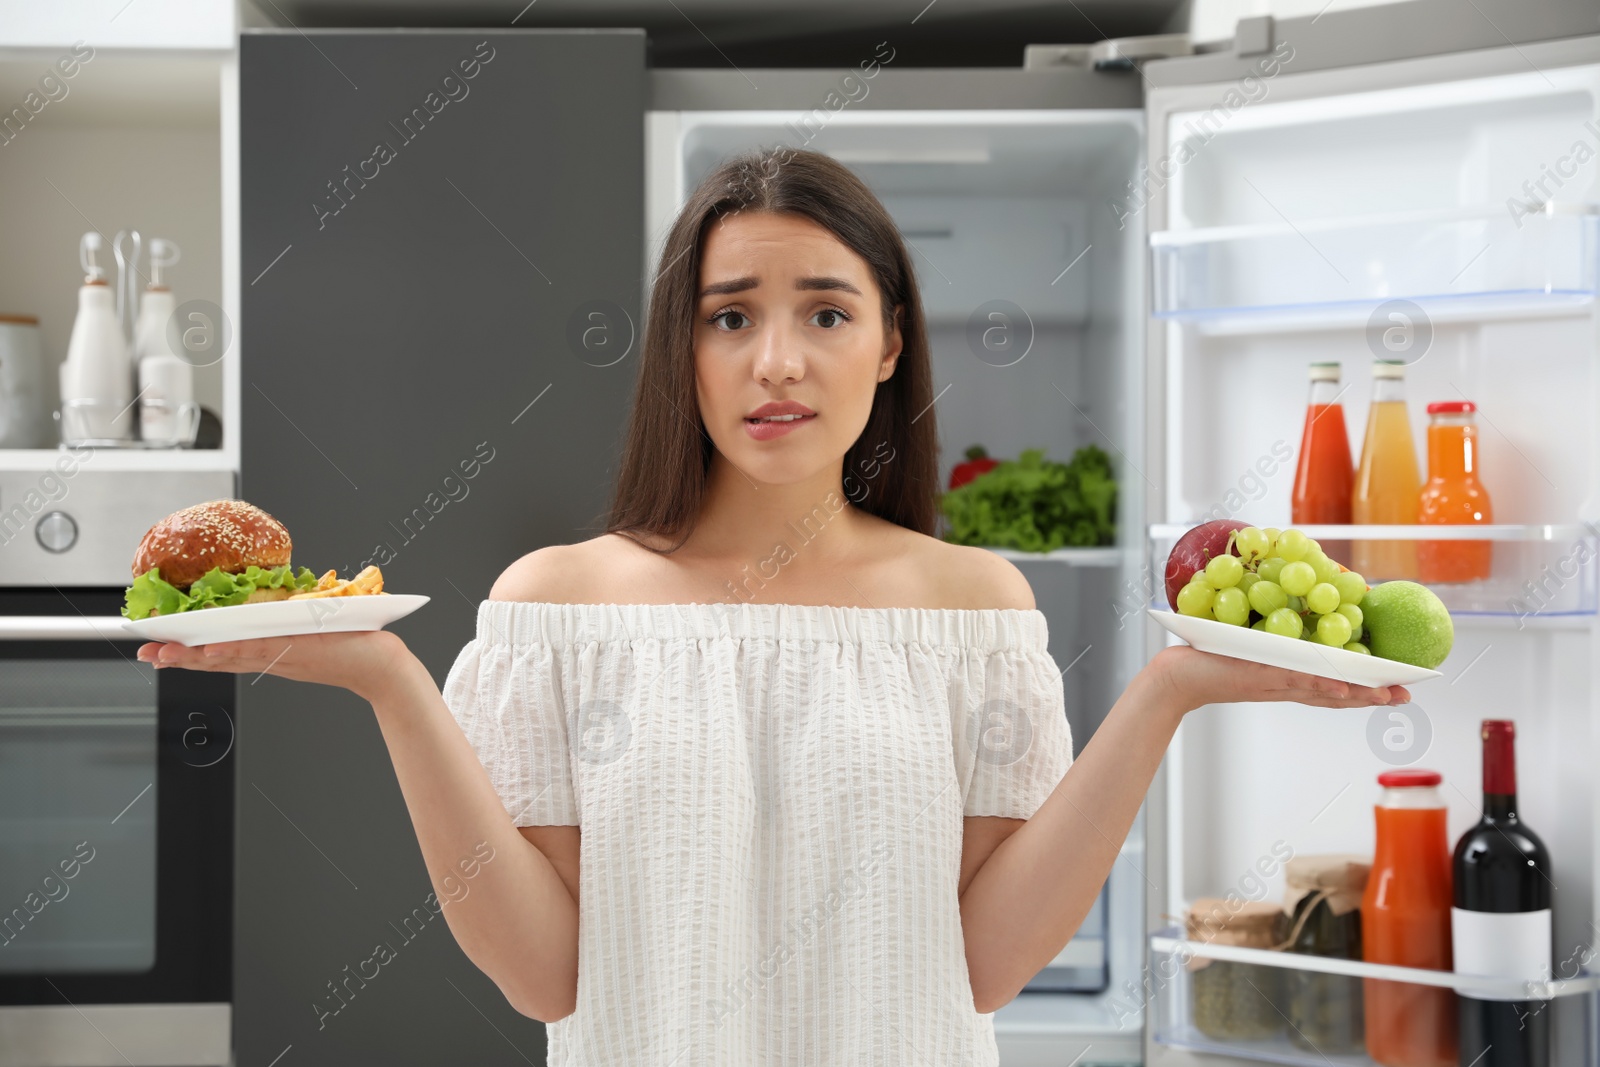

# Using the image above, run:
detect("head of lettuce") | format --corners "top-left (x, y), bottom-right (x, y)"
top-left (121, 499), bottom-right (319, 621)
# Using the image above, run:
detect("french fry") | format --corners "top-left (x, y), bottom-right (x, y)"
top-left (348, 565), bottom-right (384, 595)
top-left (286, 579), bottom-right (353, 599)
top-left (314, 568), bottom-right (340, 591)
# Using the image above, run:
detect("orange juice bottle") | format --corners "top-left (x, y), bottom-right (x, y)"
top-left (1352, 359), bottom-right (1421, 580)
top-left (1417, 401), bottom-right (1493, 582)
top-left (1362, 769), bottom-right (1457, 1067)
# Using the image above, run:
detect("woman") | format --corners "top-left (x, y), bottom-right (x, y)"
top-left (137, 146), bottom-right (1407, 1065)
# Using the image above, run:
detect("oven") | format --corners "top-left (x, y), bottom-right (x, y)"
top-left (0, 468), bottom-right (236, 1067)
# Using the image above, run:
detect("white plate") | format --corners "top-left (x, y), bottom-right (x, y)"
top-left (122, 594), bottom-right (429, 647)
top-left (1148, 609), bottom-right (1442, 687)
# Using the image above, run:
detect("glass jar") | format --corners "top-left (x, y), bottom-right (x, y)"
top-left (1187, 898), bottom-right (1288, 1041)
top-left (1283, 854), bottom-right (1370, 1054)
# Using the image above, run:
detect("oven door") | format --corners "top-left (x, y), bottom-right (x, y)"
top-left (0, 589), bottom-right (233, 1067)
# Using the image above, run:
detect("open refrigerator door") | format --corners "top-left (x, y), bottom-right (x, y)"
top-left (1142, 27), bottom-right (1600, 1067)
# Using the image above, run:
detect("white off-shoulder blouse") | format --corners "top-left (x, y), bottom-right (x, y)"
top-left (441, 599), bottom-right (1075, 1067)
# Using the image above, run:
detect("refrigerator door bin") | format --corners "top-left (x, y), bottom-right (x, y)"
top-left (1148, 523), bottom-right (1600, 618)
top-left (1149, 204), bottom-right (1600, 327)
top-left (1147, 926), bottom-right (1600, 1067)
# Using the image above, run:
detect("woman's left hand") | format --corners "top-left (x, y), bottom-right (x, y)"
top-left (1147, 643), bottom-right (1410, 719)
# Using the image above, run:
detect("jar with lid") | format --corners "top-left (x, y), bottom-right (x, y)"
top-left (1362, 768), bottom-right (1457, 1067)
top-left (1282, 854), bottom-right (1370, 1054)
top-left (1186, 898), bottom-right (1288, 1041)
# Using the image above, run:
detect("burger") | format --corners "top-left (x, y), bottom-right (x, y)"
top-left (122, 499), bottom-right (320, 621)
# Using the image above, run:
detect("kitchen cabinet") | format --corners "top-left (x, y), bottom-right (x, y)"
top-left (0, 0), bottom-right (234, 51)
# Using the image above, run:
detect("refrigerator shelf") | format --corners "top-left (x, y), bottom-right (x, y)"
top-left (1150, 522), bottom-right (1593, 542)
top-left (983, 546), bottom-right (1123, 566)
top-left (1149, 523), bottom-right (1598, 618)
top-left (1151, 927), bottom-right (1600, 999)
top-left (1148, 927), bottom-right (1598, 1067)
top-left (1149, 203), bottom-right (1600, 328)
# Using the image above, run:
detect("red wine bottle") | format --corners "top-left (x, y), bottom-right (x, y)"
top-left (1452, 720), bottom-right (1552, 1067)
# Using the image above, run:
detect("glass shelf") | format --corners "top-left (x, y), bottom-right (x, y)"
top-left (983, 546), bottom-right (1123, 566)
top-left (1149, 203), bottom-right (1600, 328)
top-left (1149, 927), bottom-right (1599, 1067)
top-left (1148, 523), bottom-right (1598, 618)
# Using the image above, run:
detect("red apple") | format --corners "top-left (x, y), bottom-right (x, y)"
top-left (1164, 520), bottom-right (1249, 609)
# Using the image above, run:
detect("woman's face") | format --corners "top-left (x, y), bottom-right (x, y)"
top-left (694, 210), bottom-right (902, 488)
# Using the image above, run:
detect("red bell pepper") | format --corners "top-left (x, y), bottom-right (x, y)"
top-left (949, 445), bottom-right (1000, 490)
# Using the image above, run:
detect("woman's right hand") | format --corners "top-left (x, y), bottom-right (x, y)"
top-left (136, 629), bottom-right (422, 704)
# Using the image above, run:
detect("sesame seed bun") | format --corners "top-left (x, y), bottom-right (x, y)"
top-left (132, 499), bottom-right (292, 590)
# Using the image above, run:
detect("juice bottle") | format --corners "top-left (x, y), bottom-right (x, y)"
top-left (1362, 768), bottom-right (1457, 1067)
top-left (1291, 361), bottom-right (1354, 566)
top-left (1352, 359), bottom-right (1422, 580)
top-left (1417, 401), bottom-right (1493, 583)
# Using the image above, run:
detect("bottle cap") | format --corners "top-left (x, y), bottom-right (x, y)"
top-left (1427, 400), bottom-right (1476, 415)
top-left (1483, 719), bottom-right (1517, 795)
top-left (1377, 768), bottom-right (1441, 787)
top-left (1372, 359), bottom-right (1406, 380)
top-left (1308, 362), bottom-right (1340, 382)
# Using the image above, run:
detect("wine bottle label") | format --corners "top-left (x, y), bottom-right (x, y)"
top-left (1451, 907), bottom-right (1552, 1001)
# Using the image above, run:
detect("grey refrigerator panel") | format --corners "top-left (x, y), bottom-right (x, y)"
top-left (239, 29), bottom-right (645, 1066)
top-left (649, 64), bottom-right (1143, 111)
top-left (1142, 0), bottom-right (1600, 88)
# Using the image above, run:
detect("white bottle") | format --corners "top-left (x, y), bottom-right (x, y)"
top-left (60, 232), bottom-right (133, 442)
top-left (134, 238), bottom-right (194, 445)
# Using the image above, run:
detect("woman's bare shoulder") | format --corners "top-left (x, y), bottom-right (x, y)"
top-left (887, 525), bottom-right (1037, 611)
top-left (487, 533), bottom-right (660, 605)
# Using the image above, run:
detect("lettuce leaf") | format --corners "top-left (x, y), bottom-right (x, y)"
top-left (938, 444), bottom-right (1119, 552)
top-left (122, 563), bottom-right (319, 621)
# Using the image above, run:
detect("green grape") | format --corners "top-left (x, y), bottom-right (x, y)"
top-left (1288, 595), bottom-right (1306, 612)
top-left (1316, 612), bottom-right (1353, 646)
top-left (1265, 607), bottom-right (1303, 639)
top-left (1258, 557), bottom-right (1287, 584)
top-left (1263, 528), bottom-right (1282, 551)
top-left (1251, 619), bottom-right (1268, 631)
top-left (1333, 571), bottom-right (1368, 605)
top-left (1247, 579), bottom-right (1288, 615)
top-left (1204, 554), bottom-right (1245, 589)
top-left (1343, 641), bottom-right (1371, 655)
top-left (1234, 527), bottom-right (1271, 563)
top-left (1277, 529), bottom-right (1311, 562)
top-left (1214, 587), bottom-right (1250, 626)
top-left (1312, 550), bottom-right (1337, 585)
top-left (1304, 538), bottom-right (1323, 556)
top-left (1280, 561), bottom-right (1317, 596)
top-left (1176, 581), bottom-right (1214, 617)
top-left (1336, 603), bottom-right (1363, 631)
top-left (1306, 582), bottom-right (1340, 614)
top-left (1238, 572), bottom-right (1261, 593)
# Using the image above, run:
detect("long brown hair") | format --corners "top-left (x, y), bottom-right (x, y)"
top-left (600, 145), bottom-right (941, 553)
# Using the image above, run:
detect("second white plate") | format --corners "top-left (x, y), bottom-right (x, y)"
top-left (1148, 609), bottom-right (1442, 687)
top-left (122, 594), bottom-right (429, 647)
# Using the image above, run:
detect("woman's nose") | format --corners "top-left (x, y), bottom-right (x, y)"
top-left (752, 322), bottom-right (804, 384)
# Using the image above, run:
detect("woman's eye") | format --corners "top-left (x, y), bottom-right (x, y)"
top-left (707, 309), bottom-right (748, 331)
top-left (811, 307), bottom-right (851, 329)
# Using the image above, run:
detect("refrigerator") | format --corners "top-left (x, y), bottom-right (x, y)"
top-left (238, 8), bottom-right (1600, 1065)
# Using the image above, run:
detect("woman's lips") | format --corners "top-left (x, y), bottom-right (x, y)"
top-left (744, 413), bottom-right (817, 441)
